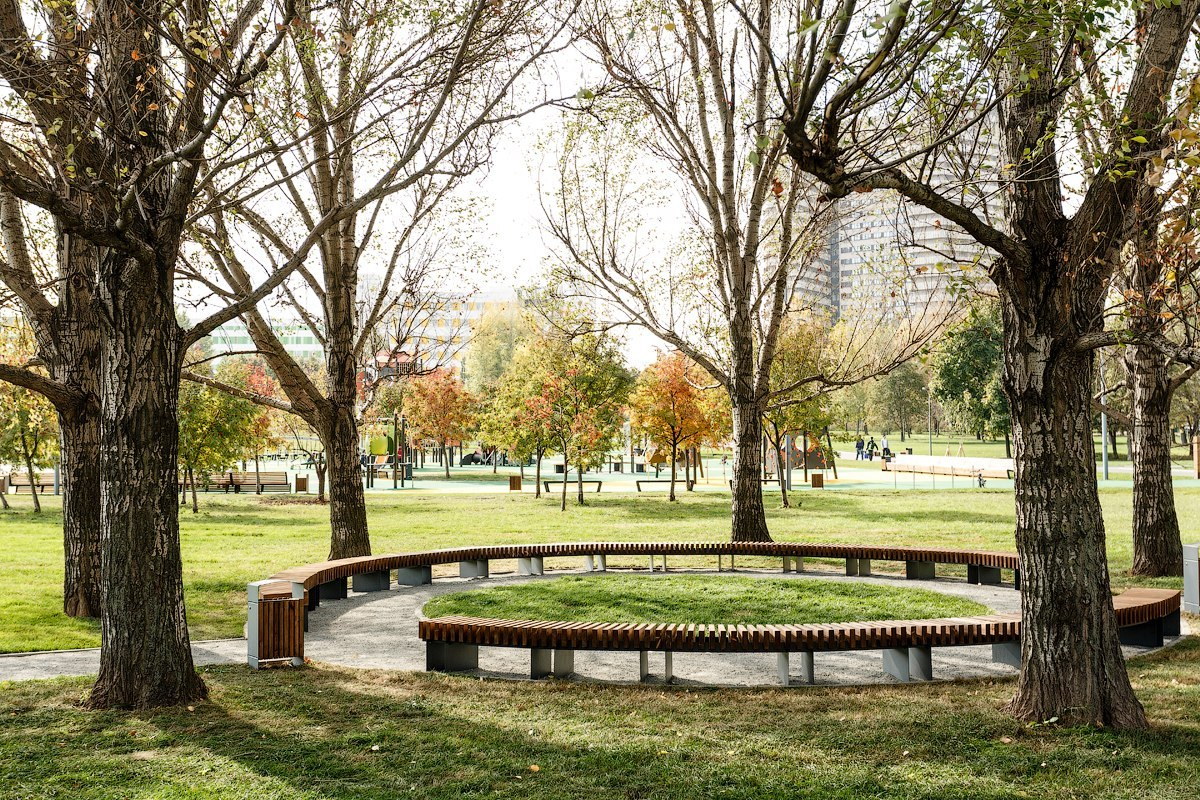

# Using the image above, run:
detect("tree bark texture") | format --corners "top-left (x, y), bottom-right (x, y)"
top-left (1124, 343), bottom-right (1183, 576)
top-left (89, 253), bottom-right (205, 709)
top-left (999, 296), bottom-right (1144, 728)
top-left (59, 410), bottom-right (100, 616)
top-left (324, 405), bottom-right (370, 559)
top-left (730, 397), bottom-right (771, 542)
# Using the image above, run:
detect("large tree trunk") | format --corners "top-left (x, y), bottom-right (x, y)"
top-left (730, 396), bottom-right (770, 542)
top-left (1124, 343), bottom-right (1183, 576)
top-left (59, 410), bottom-right (100, 617)
top-left (1000, 299), bottom-right (1145, 728)
top-left (89, 254), bottom-right (205, 710)
top-left (323, 405), bottom-right (370, 559)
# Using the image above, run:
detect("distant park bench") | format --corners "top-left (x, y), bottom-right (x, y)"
top-left (8, 471), bottom-right (55, 493)
top-left (636, 479), bottom-right (694, 491)
top-left (229, 471), bottom-right (292, 493)
top-left (543, 479), bottom-right (603, 493)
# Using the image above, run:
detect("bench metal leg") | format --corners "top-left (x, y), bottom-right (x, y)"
top-left (531, 648), bottom-right (552, 679)
top-left (517, 557), bottom-right (544, 576)
top-left (596, 555), bottom-right (606, 572)
top-left (1014, 568), bottom-right (1021, 591)
top-left (307, 584), bottom-right (321, 611)
top-left (396, 565), bottom-right (433, 586)
top-left (1118, 618), bottom-right (1165, 648)
top-left (426, 642), bottom-right (478, 672)
top-left (648, 555), bottom-right (667, 572)
top-left (992, 641), bottom-right (1021, 668)
top-left (783, 556), bottom-right (804, 573)
top-left (664, 651), bottom-right (673, 683)
top-left (584, 555), bottom-right (594, 572)
top-left (352, 570), bottom-right (390, 593)
top-left (459, 559), bottom-right (489, 579)
top-left (320, 577), bottom-right (348, 600)
top-left (554, 649), bottom-right (574, 677)
top-left (905, 561), bottom-right (936, 580)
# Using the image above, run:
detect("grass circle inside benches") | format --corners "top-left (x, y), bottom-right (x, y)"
top-left (422, 574), bottom-right (988, 625)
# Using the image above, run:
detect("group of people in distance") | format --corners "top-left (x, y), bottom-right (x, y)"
top-left (854, 435), bottom-right (891, 461)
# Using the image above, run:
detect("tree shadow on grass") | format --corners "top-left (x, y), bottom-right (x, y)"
top-left (6, 651), bottom-right (1200, 800)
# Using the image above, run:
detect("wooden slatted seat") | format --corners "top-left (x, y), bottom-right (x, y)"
top-left (418, 587), bottom-right (1180, 684)
top-left (229, 471), bottom-right (291, 492)
top-left (247, 540), bottom-right (1042, 670)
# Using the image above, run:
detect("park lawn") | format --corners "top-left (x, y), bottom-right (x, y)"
top-left (1, 640), bottom-right (1198, 799)
top-left (1, 487), bottom-right (1194, 653)
top-left (423, 574), bottom-right (989, 624)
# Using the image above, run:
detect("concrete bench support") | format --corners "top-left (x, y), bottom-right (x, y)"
top-left (320, 577), bottom-right (348, 600)
top-left (583, 555), bottom-right (607, 572)
top-left (967, 565), bottom-right (1002, 585)
top-left (1118, 618), bottom-right (1165, 648)
top-left (1164, 608), bottom-right (1181, 637)
top-left (883, 646), bottom-right (932, 682)
top-left (782, 556), bottom-right (804, 573)
top-left (992, 641), bottom-right (1021, 668)
top-left (352, 570), bottom-right (390, 593)
top-left (396, 565), bottom-right (433, 586)
top-left (648, 555), bottom-right (667, 572)
top-left (426, 642), bottom-right (478, 672)
top-left (776, 651), bottom-right (815, 686)
top-left (554, 649), bottom-right (574, 677)
top-left (459, 559), bottom-right (489, 579)
top-left (718, 554), bottom-right (736, 571)
top-left (639, 650), bottom-right (673, 682)
top-left (531, 648), bottom-right (552, 679)
top-left (846, 558), bottom-right (872, 576)
top-left (905, 560), bottom-right (936, 580)
top-left (517, 557), bottom-right (544, 576)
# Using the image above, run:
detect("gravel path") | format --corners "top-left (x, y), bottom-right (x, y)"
top-left (1, 568), bottom-right (1182, 687)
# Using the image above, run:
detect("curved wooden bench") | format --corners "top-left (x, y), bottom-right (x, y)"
top-left (418, 588), bottom-right (1181, 685)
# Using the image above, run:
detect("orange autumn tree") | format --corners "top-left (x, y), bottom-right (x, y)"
top-left (630, 352), bottom-right (713, 501)
top-left (405, 369), bottom-right (477, 479)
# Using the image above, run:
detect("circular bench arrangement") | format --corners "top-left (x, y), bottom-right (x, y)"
top-left (246, 542), bottom-right (1181, 686)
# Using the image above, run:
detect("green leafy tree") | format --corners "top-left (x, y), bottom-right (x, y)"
top-left (0, 380), bottom-right (59, 514)
top-left (764, 321), bottom-right (833, 507)
top-left (869, 364), bottom-right (927, 442)
top-left (178, 361), bottom-right (263, 513)
top-left (463, 304), bottom-right (532, 394)
top-left (930, 304), bottom-right (1011, 453)
top-left (527, 332), bottom-right (634, 509)
top-left (479, 341), bottom-right (556, 494)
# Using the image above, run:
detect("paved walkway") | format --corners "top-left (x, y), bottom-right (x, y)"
top-left (2, 568), bottom-right (1185, 687)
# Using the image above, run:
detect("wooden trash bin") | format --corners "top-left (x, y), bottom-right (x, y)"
top-left (810, 473), bottom-right (824, 489)
top-left (294, 475), bottom-right (309, 493)
top-left (508, 475), bottom-right (522, 492)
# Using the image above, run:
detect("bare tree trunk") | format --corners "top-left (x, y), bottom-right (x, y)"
top-left (534, 451), bottom-right (542, 498)
top-left (254, 451), bottom-right (262, 495)
top-left (316, 458), bottom-right (327, 503)
top-left (668, 440), bottom-right (678, 501)
top-left (575, 454), bottom-right (585, 506)
top-left (1000, 301), bottom-right (1144, 728)
top-left (730, 396), bottom-right (770, 541)
top-left (89, 254), bottom-right (205, 709)
top-left (560, 449), bottom-right (568, 511)
top-left (59, 409), bottom-right (100, 617)
top-left (22, 437), bottom-right (40, 513)
top-left (324, 406), bottom-right (370, 559)
top-left (1124, 343), bottom-right (1183, 576)
top-left (189, 468), bottom-right (198, 514)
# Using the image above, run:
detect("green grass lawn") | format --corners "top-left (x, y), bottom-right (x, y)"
top-left (0, 486), bottom-right (1194, 652)
top-left (2, 641), bottom-right (1199, 799)
top-left (423, 574), bottom-right (988, 625)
